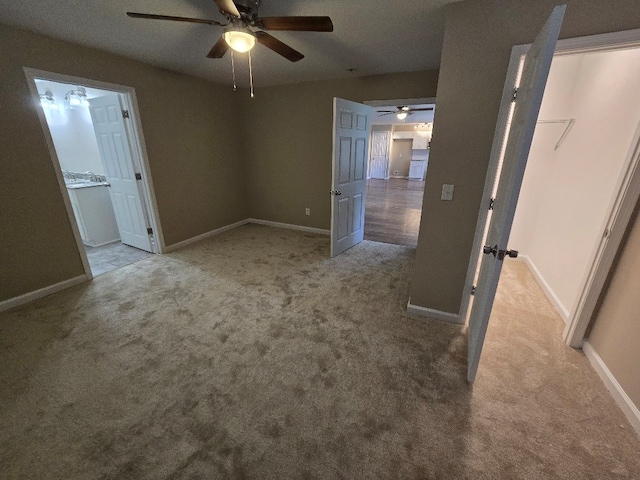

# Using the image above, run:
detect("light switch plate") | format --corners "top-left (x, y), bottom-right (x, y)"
top-left (441, 184), bottom-right (455, 201)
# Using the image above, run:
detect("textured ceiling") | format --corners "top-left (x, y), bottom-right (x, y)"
top-left (0, 0), bottom-right (459, 87)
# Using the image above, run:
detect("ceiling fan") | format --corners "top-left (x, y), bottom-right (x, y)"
top-left (126, 0), bottom-right (334, 63)
top-left (377, 106), bottom-right (434, 120)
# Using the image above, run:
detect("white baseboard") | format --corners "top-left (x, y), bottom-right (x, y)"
top-left (163, 218), bottom-right (330, 254)
top-left (248, 218), bottom-right (330, 236)
top-left (389, 175), bottom-right (409, 179)
top-left (163, 219), bottom-right (250, 253)
top-left (583, 341), bottom-right (640, 438)
top-left (520, 255), bottom-right (570, 323)
top-left (406, 299), bottom-right (462, 325)
top-left (0, 275), bottom-right (88, 313)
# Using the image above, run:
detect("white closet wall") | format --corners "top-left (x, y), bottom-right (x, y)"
top-left (509, 48), bottom-right (640, 318)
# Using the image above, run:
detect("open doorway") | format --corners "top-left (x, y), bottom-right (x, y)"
top-left (26, 70), bottom-right (161, 277)
top-left (460, 20), bottom-right (640, 382)
top-left (364, 101), bottom-right (435, 248)
top-left (508, 47), bottom-right (640, 328)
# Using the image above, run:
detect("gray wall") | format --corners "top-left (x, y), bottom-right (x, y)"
top-left (0, 23), bottom-right (246, 302)
top-left (410, 0), bottom-right (640, 314)
top-left (240, 71), bottom-right (439, 229)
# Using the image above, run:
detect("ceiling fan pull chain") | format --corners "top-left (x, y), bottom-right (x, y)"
top-left (248, 49), bottom-right (255, 98)
top-left (231, 51), bottom-right (237, 91)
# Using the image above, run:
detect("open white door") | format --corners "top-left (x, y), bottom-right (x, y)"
top-left (88, 95), bottom-right (153, 253)
top-left (331, 98), bottom-right (372, 257)
top-left (467, 5), bottom-right (566, 383)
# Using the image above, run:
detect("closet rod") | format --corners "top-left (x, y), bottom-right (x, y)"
top-left (537, 118), bottom-right (576, 150)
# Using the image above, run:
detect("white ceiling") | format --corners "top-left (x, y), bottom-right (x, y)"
top-left (0, 0), bottom-right (459, 87)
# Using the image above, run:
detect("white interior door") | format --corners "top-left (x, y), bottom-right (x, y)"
top-left (331, 98), bottom-right (372, 257)
top-left (88, 95), bottom-right (153, 252)
top-left (467, 5), bottom-right (566, 383)
top-left (369, 131), bottom-right (389, 179)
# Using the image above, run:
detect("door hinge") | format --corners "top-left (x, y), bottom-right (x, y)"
top-left (603, 228), bottom-right (611, 239)
top-left (471, 285), bottom-right (476, 295)
top-left (122, 109), bottom-right (130, 119)
top-left (489, 197), bottom-right (495, 210)
top-left (512, 88), bottom-right (519, 102)
top-left (135, 173), bottom-right (142, 180)
top-left (147, 227), bottom-right (153, 235)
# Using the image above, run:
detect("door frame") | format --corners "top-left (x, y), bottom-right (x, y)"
top-left (23, 68), bottom-right (165, 278)
top-left (458, 27), bottom-right (640, 348)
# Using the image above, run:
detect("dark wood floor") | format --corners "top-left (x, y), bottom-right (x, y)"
top-left (364, 178), bottom-right (425, 248)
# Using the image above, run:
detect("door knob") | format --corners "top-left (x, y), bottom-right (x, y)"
top-left (498, 249), bottom-right (518, 260)
top-left (483, 245), bottom-right (498, 257)
top-left (329, 190), bottom-right (342, 196)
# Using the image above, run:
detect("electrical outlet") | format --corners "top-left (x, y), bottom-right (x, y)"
top-left (305, 208), bottom-right (311, 216)
top-left (441, 184), bottom-right (455, 201)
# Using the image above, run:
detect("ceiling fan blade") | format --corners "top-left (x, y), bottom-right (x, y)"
top-left (214, 0), bottom-right (240, 17)
top-left (408, 107), bottom-right (435, 112)
top-left (257, 16), bottom-right (333, 32)
top-left (376, 111), bottom-right (395, 114)
top-left (377, 112), bottom-right (395, 117)
top-left (254, 31), bottom-right (304, 62)
top-left (207, 36), bottom-right (229, 58)
top-left (126, 12), bottom-right (221, 25)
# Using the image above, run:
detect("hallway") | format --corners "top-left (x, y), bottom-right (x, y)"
top-left (364, 178), bottom-right (425, 247)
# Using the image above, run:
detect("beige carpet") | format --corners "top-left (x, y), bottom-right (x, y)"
top-left (1, 224), bottom-right (639, 479)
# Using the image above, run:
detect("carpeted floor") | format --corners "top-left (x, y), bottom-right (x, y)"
top-left (1, 224), bottom-right (639, 479)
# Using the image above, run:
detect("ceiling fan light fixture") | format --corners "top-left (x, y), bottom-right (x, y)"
top-left (224, 30), bottom-right (256, 53)
top-left (397, 112), bottom-right (408, 120)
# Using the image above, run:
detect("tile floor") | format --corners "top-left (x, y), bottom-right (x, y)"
top-left (84, 241), bottom-right (152, 276)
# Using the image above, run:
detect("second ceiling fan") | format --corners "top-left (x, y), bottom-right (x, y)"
top-left (127, 0), bottom-right (334, 62)
top-left (377, 106), bottom-right (434, 120)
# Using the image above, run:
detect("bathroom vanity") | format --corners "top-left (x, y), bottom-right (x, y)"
top-left (66, 181), bottom-right (120, 247)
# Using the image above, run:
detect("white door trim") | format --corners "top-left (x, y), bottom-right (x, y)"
top-left (23, 68), bottom-right (165, 268)
top-left (565, 119), bottom-right (640, 347)
top-left (458, 27), bottom-right (640, 347)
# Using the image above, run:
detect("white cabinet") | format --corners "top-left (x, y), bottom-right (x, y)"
top-left (67, 185), bottom-right (120, 247)
top-left (413, 132), bottom-right (430, 149)
top-left (409, 160), bottom-right (427, 180)
top-left (392, 131), bottom-right (414, 140)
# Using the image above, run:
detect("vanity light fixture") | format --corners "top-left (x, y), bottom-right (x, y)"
top-left (65, 86), bottom-right (90, 109)
top-left (39, 89), bottom-right (58, 109)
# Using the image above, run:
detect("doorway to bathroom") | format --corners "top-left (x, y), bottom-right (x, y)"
top-left (25, 69), bottom-right (162, 278)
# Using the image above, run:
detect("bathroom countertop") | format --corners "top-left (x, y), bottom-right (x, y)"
top-left (66, 181), bottom-right (110, 189)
